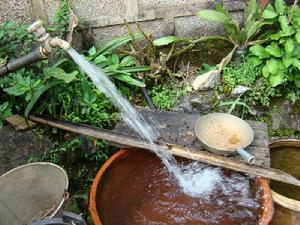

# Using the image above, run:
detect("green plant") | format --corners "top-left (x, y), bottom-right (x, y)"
top-left (217, 96), bottom-right (250, 117)
top-left (0, 102), bottom-right (12, 128)
top-left (216, 56), bottom-right (279, 116)
top-left (198, 63), bottom-right (218, 75)
top-left (3, 69), bottom-right (43, 101)
top-left (197, 0), bottom-right (268, 48)
top-left (249, 0), bottom-right (300, 88)
top-left (150, 84), bottom-right (185, 110)
top-left (0, 21), bottom-right (36, 62)
top-left (48, 0), bottom-right (72, 38)
top-left (85, 37), bottom-right (151, 87)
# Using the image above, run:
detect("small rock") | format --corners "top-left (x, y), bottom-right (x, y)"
top-left (173, 90), bottom-right (216, 114)
top-left (270, 100), bottom-right (300, 131)
top-left (231, 85), bottom-right (251, 95)
top-left (5, 114), bottom-right (36, 131)
top-left (192, 70), bottom-right (220, 90)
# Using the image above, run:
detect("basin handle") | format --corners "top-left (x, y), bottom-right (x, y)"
top-left (236, 148), bottom-right (256, 164)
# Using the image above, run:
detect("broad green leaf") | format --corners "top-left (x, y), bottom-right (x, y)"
top-left (94, 55), bottom-right (107, 64)
top-left (88, 46), bottom-right (96, 56)
top-left (295, 32), bottom-right (300, 44)
top-left (275, 0), bottom-right (286, 15)
top-left (293, 59), bottom-right (300, 70)
top-left (279, 36), bottom-right (287, 44)
top-left (266, 58), bottom-right (279, 74)
top-left (111, 54), bottom-right (120, 64)
top-left (249, 57), bottom-right (262, 66)
top-left (245, 21), bottom-right (261, 40)
top-left (113, 74), bottom-right (146, 87)
top-left (269, 72), bottom-right (285, 87)
top-left (282, 57), bottom-right (294, 67)
top-left (270, 33), bottom-right (281, 40)
top-left (290, 44), bottom-right (300, 57)
top-left (215, 3), bottom-right (231, 18)
top-left (120, 56), bottom-right (135, 67)
top-left (262, 5), bottom-right (278, 19)
top-left (197, 10), bottom-right (230, 24)
top-left (120, 66), bottom-right (150, 73)
top-left (44, 67), bottom-right (78, 83)
top-left (153, 36), bottom-right (189, 46)
top-left (24, 81), bottom-right (61, 122)
top-left (98, 35), bottom-right (143, 55)
top-left (223, 22), bottom-right (241, 44)
top-left (278, 16), bottom-right (294, 35)
top-left (249, 44), bottom-right (270, 58)
top-left (265, 42), bottom-right (282, 57)
top-left (294, 78), bottom-right (300, 88)
top-left (284, 38), bottom-right (294, 54)
top-left (246, 0), bottom-right (258, 19)
top-left (262, 65), bottom-right (270, 78)
top-left (4, 86), bottom-right (25, 96)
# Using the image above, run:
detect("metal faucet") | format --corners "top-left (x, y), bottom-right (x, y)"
top-left (0, 20), bottom-right (71, 76)
top-left (28, 20), bottom-right (71, 52)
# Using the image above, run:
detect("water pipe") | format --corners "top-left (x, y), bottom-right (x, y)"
top-left (0, 20), bottom-right (71, 76)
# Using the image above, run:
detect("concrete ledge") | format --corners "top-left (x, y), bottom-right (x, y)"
top-left (81, 1), bottom-right (245, 28)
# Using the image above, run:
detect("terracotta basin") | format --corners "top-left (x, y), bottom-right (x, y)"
top-left (269, 139), bottom-right (300, 225)
top-left (90, 149), bottom-right (274, 225)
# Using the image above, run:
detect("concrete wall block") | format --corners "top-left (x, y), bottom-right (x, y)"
top-left (174, 11), bottom-right (244, 39)
top-left (92, 19), bottom-right (165, 45)
top-left (43, 0), bottom-right (127, 22)
top-left (137, 0), bottom-right (209, 11)
top-left (42, 0), bottom-right (60, 22)
top-left (0, 0), bottom-right (34, 24)
top-left (175, 16), bottom-right (224, 39)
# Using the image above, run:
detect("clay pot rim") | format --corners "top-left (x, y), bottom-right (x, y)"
top-left (89, 149), bottom-right (273, 225)
top-left (269, 138), bottom-right (300, 212)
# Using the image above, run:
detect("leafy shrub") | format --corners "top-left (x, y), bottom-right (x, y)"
top-left (0, 22), bottom-right (35, 62)
top-left (217, 57), bottom-right (279, 115)
top-left (249, 0), bottom-right (300, 87)
top-left (197, 0), bottom-right (268, 48)
top-left (150, 85), bottom-right (185, 110)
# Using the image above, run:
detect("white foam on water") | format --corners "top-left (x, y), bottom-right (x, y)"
top-left (67, 48), bottom-right (249, 198)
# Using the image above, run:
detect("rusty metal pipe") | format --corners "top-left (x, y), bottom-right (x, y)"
top-left (0, 20), bottom-right (71, 76)
top-left (0, 47), bottom-right (47, 76)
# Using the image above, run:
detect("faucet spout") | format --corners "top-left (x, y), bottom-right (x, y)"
top-left (28, 20), bottom-right (72, 52)
top-left (49, 37), bottom-right (71, 51)
top-left (0, 20), bottom-right (73, 76)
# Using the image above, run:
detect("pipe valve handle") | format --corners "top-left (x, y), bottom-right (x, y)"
top-left (28, 20), bottom-right (43, 33)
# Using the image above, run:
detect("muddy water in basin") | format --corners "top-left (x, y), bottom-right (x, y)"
top-left (97, 150), bottom-right (265, 225)
top-left (270, 146), bottom-right (300, 225)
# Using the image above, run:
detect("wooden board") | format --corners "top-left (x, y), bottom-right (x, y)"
top-left (115, 110), bottom-right (270, 167)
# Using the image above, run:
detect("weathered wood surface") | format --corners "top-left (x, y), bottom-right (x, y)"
top-left (115, 110), bottom-right (271, 167)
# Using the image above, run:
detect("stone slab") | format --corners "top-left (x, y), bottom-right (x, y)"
top-left (0, 126), bottom-right (52, 175)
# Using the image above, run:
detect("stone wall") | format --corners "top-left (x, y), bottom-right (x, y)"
top-left (0, 0), bottom-right (245, 44)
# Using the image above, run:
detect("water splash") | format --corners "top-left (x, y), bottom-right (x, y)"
top-left (67, 48), bottom-right (221, 197)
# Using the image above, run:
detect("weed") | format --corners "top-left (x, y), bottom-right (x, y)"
top-left (150, 84), bottom-right (186, 110)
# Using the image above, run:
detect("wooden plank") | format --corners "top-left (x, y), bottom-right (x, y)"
top-left (115, 110), bottom-right (271, 167)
